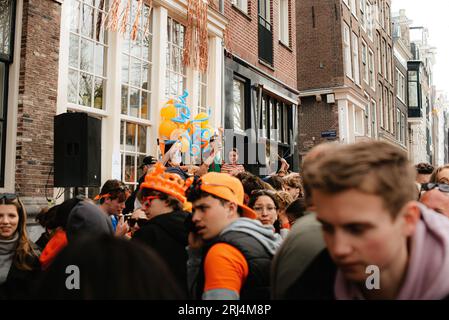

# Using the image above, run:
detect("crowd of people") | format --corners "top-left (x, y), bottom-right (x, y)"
top-left (2, 139), bottom-right (449, 300)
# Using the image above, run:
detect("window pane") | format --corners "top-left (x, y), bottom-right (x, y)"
top-left (93, 77), bottom-right (104, 109)
top-left (121, 85), bottom-right (128, 114)
top-left (68, 69), bottom-right (78, 104)
top-left (129, 87), bottom-right (139, 118)
top-left (130, 57), bottom-right (141, 87)
top-left (232, 79), bottom-right (244, 131)
top-left (121, 54), bottom-right (129, 83)
top-left (130, 31), bottom-right (142, 58)
top-left (79, 72), bottom-right (93, 107)
top-left (95, 43), bottom-right (105, 76)
top-left (138, 125), bottom-right (146, 153)
top-left (69, 34), bottom-right (80, 68)
top-left (120, 121), bottom-right (124, 150)
top-left (142, 62), bottom-right (150, 90)
top-left (81, 4), bottom-right (94, 38)
top-left (0, 63), bottom-right (4, 117)
top-left (126, 122), bottom-right (136, 151)
top-left (70, 0), bottom-right (80, 33)
top-left (124, 154), bottom-right (135, 183)
top-left (80, 38), bottom-right (94, 73)
top-left (141, 91), bottom-right (149, 120)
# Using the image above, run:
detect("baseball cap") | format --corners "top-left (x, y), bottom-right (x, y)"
top-left (188, 172), bottom-right (257, 219)
top-left (139, 155), bottom-right (157, 169)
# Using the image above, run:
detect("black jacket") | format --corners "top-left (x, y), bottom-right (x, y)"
top-left (196, 231), bottom-right (273, 300)
top-left (132, 211), bottom-right (189, 295)
top-left (0, 250), bottom-right (41, 300)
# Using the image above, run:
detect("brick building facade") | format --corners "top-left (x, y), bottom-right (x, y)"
top-left (296, 0), bottom-right (401, 159)
top-left (223, 0), bottom-right (299, 175)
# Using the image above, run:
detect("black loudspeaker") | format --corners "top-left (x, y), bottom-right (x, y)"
top-left (54, 112), bottom-right (101, 187)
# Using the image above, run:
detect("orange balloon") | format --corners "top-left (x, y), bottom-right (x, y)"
top-left (160, 104), bottom-right (177, 120)
top-left (158, 120), bottom-right (178, 139)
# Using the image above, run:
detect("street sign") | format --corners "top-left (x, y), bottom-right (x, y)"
top-left (321, 130), bottom-right (337, 138)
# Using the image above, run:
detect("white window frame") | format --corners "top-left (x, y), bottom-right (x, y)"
top-left (368, 48), bottom-right (375, 90)
top-left (279, 0), bottom-right (289, 46)
top-left (366, 0), bottom-right (373, 40)
top-left (352, 32), bottom-right (360, 85)
top-left (350, 0), bottom-right (357, 17)
top-left (359, 0), bottom-right (366, 30)
top-left (231, 0), bottom-right (248, 14)
top-left (396, 68), bottom-right (406, 103)
top-left (344, 23), bottom-right (353, 80)
top-left (371, 98), bottom-right (377, 138)
top-left (361, 40), bottom-right (368, 84)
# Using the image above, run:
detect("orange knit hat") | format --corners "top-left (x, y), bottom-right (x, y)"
top-left (140, 163), bottom-right (188, 203)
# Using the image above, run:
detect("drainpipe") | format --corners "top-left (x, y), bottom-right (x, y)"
top-left (219, 0), bottom-right (224, 14)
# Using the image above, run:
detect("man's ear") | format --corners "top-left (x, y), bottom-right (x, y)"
top-left (400, 201), bottom-right (421, 237)
top-left (226, 202), bottom-right (239, 218)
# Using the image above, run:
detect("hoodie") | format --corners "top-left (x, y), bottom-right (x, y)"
top-left (187, 218), bottom-right (283, 299)
top-left (335, 204), bottom-right (449, 300)
top-left (220, 218), bottom-right (283, 255)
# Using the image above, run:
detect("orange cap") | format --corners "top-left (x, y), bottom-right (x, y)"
top-left (197, 172), bottom-right (257, 219)
top-left (140, 163), bottom-right (188, 203)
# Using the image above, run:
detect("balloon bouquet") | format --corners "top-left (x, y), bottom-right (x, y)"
top-left (158, 90), bottom-right (215, 165)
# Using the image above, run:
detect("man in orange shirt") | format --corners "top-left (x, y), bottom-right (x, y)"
top-left (185, 173), bottom-right (282, 300)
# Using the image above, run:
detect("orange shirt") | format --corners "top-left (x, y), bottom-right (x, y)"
top-left (203, 243), bottom-right (249, 294)
top-left (39, 228), bottom-right (68, 270)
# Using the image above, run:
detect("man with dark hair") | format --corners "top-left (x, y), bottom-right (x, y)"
top-left (123, 155), bottom-right (157, 215)
top-left (185, 172), bottom-right (282, 300)
top-left (415, 162), bottom-right (434, 184)
top-left (95, 179), bottom-right (129, 237)
top-left (132, 163), bottom-right (190, 296)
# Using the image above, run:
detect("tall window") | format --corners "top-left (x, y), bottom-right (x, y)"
top-left (371, 98), bottom-right (377, 138)
top-left (401, 112), bottom-right (406, 144)
top-left (68, 0), bottom-right (108, 109)
top-left (389, 92), bottom-right (394, 133)
top-left (279, 0), bottom-right (289, 46)
top-left (385, 4), bottom-right (391, 35)
top-left (165, 17), bottom-right (186, 99)
top-left (396, 108), bottom-right (401, 142)
top-left (379, 83), bottom-right (384, 128)
top-left (352, 33), bottom-right (360, 85)
top-left (120, 121), bottom-right (147, 190)
top-left (383, 87), bottom-right (389, 131)
top-left (377, 33), bottom-right (381, 75)
top-left (368, 49), bottom-right (375, 89)
top-left (361, 41), bottom-right (368, 84)
top-left (396, 68), bottom-right (406, 102)
top-left (344, 24), bottom-right (352, 79)
top-left (232, 0), bottom-right (248, 14)
top-left (408, 70), bottom-right (419, 108)
top-left (350, 0), bottom-right (357, 16)
top-left (366, 0), bottom-right (373, 39)
top-left (382, 38), bottom-right (387, 79)
top-left (359, 0), bottom-right (366, 30)
top-left (0, 0), bottom-right (15, 186)
top-left (258, 0), bottom-right (273, 65)
top-left (121, 3), bottom-right (153, 120)
top-left (232, 77), bottom-right (245, 132)
top-left (387, 45), bottom-right (392, 83)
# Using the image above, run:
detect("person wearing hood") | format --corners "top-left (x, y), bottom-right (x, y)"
top-left (288, 141), bottom-right (449, 300)
top-left (132, 163), bottom-right (190, 296)
top-left (185, 172), bottom-right (282, 300)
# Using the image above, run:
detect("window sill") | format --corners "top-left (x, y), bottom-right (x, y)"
top-left (278, 40), bottom-right (293, 52)
top-left (231, 4), bottom-right (251, 21)
top-left (259, 59), bottom-right (275, 71)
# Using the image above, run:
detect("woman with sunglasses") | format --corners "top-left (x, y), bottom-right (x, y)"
top-left (125, 208), bottom-right (149, 238)
top-left (132, 163), bottom-right (190, 296)
top-left (0, 194), bottom-right (40, 299)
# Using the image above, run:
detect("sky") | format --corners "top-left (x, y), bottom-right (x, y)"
top-left (391, 0), bottom-right (449, 95)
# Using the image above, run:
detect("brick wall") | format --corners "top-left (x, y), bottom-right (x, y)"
top-left (296, 0), bottom-right (344, 91)
top-left (225, 0), bottom-right (297, 89)
top-left (298, 96), bottom-right (339, 155)
top-left (15, 0), bottom-right (61, 205)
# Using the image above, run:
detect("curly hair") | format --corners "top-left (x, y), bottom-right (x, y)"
top-left (415, 162), bottom-right (434, 175)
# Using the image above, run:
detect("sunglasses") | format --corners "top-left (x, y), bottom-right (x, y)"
top-left (0, 193), bottom-right (17, 201)
top-left (128, 218), bottom-right (149, 228)
top-left (142, 195), bottom-right (160, 206)
top-left (421, 183), bottom-right (449, 193)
